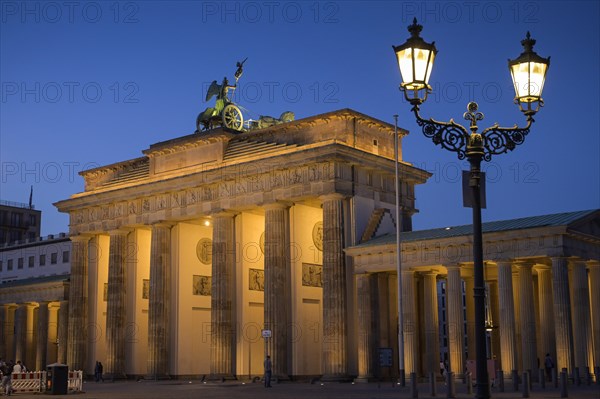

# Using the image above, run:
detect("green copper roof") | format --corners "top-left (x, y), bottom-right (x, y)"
top-left (357, 209), bottom-right (599, 248)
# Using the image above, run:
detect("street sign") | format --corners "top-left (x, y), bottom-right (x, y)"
top-left (261, 329), bottom-right (272, 338)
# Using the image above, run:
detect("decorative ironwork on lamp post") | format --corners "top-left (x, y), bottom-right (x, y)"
top-left (393, 18), bottom-right (549, 399)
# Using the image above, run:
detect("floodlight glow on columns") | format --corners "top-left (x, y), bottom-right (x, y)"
top-left (509, 32), bottom-right (550, 115)
top-left (392, 18), bottom-right (437, 104)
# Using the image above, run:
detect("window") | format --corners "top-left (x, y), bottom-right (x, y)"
top-left (51, 253), bottom-right (58, 265)
top-left (28, 256), bottom-right (35, 268)
top-left (28, 232), bottom-right (36, 241)
top-left (40, 254), bottom-right (46, 266)
top-left (7, 259), bottom-right (13, 271)
top-left (29, 214), bottom-right (36, 226)
top-left (0, 260), bottom-right (3, 271)
top-left (62, 251), bottom-right (70, 263)
top-left (18, 258), bottom-right (24, 269)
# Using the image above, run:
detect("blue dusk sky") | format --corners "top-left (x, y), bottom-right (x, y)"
top-left (1, 0), bottom-right (599, 235)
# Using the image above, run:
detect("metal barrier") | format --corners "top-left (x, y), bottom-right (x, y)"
top-left (8, 370), bottom-right (84, 394)
top-left (10, 371), bottom-right (45, 393)
top-left (68, 370), bottom-right (84, 392)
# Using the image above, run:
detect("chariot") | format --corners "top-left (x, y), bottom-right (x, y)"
top-left (196, 59), bottom-right (246, 132)
top-left (195, 58), bottom-right (295, 132)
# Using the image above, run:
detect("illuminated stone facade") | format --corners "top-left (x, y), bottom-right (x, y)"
top-left (52, 109), bottom-right (429, 379)
top-left (346, 211), bottom-right (600, 381)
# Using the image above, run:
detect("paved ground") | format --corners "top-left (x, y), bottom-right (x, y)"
top-left (4, 379), bottom-right (599, 399)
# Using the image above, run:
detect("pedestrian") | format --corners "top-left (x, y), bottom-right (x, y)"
top-left (440, 360), bottom-right (446, 378)
top-left (544, 353), bottom-right (554, 382)
top-left (264, 355), bottom-right (272, 388)
top-left (97, 361), bottom-right (104, 382)
top-left (94, 361), bottom-right (100, 382)
top-left (1, 360), bottom-right (14, 395)
top-left (12, 361), bottom-right (22, 374)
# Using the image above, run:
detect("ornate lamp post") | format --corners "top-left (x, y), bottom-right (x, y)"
top-left (393, 19), bottom-right (549, 399)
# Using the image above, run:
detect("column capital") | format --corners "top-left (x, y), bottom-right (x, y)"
top-left (534, 263), bottom-right (551, 272)
top-left (69, 234), bottom-right (92, 243)
top-left (444, 263), bottom-right (462, 272)
top-left (489, 259), bottom-right (514, 267)
top-left (586, 259), bottom-right (600, 269)
top-left (108, 228), bottom-right (133, 237)
top-left (422, 268), bottom-right (440, 277)
top-left (211, 210), bottom-right (238, 218)
top-left (319, 193), bottom-right (347, 202)
top-left (150, 221), bottom-right (176, 229)
top-left (513, 259), bottom-right (535, 268)
top-left (567, 257), bottom-right (588, 266)
top-left (263, 201), bottom-right (292, 210)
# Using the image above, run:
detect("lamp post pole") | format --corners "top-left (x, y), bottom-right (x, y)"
top-left (394, 115), bottom-right (406, 387)
top-left (465, 114), bottom-right (488, 398)
top-left (393, 19), bottom-right (550, 399)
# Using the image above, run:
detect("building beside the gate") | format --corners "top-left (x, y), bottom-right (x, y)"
top-left (347, 210), bottom-right (600, 380)
top-left (1, 108), bottom-right (598, 383)
top-left (0, 229), bottom-right (71, 370)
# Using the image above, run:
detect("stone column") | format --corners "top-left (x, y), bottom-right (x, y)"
top-left (321, 194), bottom-right (348, 380)
top-left (512, 269), bottom-right (522, 372)
top-left (67, 235), bottom-right (90, 371)
top-left (26, 304), bottom-right (36, 369)
top-left (570, 260), bottom-right (593, 371)
top-left (57, 300), bottom-right (68, 364)
top-left (264, 203), bottom-right (290, 380)
top-left (106, 230), bottom-right (129, 378)
top-left (497, 261), bottom-right (518, 374)
top-left (210, 212), bottom-right (236, 379)
top-left (36, 302), bottom-right (49, 371)
top-left (423, 271), bottom-right (440, 376)
top-left (535, 265), bottom-right (556, 362)
top-left (462, 270), bottom-right (476, 362)
top-left (5, 305), bottom-right (16, 361)
top-left (356, 273), bottom-right (377, 382)
top-left (47, 303), bottom-right (59, 364)
top-left (588, 261), bottom-right (600, 370)
top-left (0, 305), bottom-right (6, 359)
top-left (518, 262), bottom-right (538, 376)
top-left (402, 270), bottom-right (419, 375)
top-left (551, 257), bottom-right (574, 372)
top-left (147, 223), bottom-right (172, 379)
top-left (14, 304), bottom-right (27, 364)
top-left (446, 264), bottom-right (464, 375)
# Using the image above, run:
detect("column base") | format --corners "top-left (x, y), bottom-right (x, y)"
top-left (144, 373), bottom-right (171, 380)
top-left (321, 374), bottom-right (352, 382)
top-left (273, 373), bottom-right (290, 382)
top-left (209, 373), bottom-right (237, 382)
top-left (353, 376), bottom-right (375, 383)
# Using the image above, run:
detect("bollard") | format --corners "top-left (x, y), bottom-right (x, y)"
top-left (560, 370), bottom-right (568, 398)
top-left (466, 373), bottom-right (472, 395)
top-left (429, 372), bottom-right (436, 397)
top-left (410, 372), bottom-right (418, 399)
top-left (522, 371), bottom-right (530, 398)
top-left (539, 369), bottom-right (545, 389)
top-left (497, 370), bottom-right (504, 392)
top-left (585, 366), bottom-right (591, 385)
top-left (512, 369), bottom-right (520, 392)
top-left (553, 367), bottom-right (558, 388)
top-left (574, 366), bottom-right (580, 386)
top-left (446, 371), bottom-right (455, 399)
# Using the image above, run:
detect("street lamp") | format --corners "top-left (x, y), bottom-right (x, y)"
top-left (393, 18), bottom-right (549, 399)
